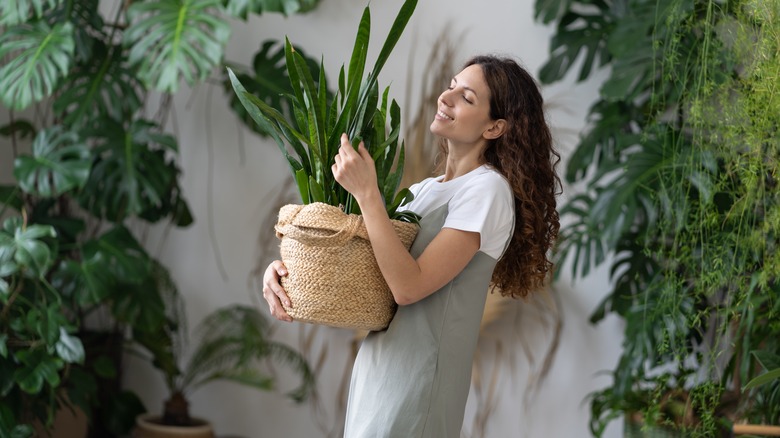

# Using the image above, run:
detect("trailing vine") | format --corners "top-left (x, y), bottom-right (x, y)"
top-left (535, 0), bottom-right (780, 434)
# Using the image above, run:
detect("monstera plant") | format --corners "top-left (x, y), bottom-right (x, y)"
top-left (535, 0), bottom-right (780, 435)
top-left (0, 0), bottom-right (321, 436)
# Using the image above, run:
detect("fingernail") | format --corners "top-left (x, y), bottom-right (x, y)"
top-left (279, 269), bottom-right (287, 275)
top-left (286, 301), bottom-right (291, 307)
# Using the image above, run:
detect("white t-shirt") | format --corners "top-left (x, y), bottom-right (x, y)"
top-left (402, 164), bottom-right (514, 259)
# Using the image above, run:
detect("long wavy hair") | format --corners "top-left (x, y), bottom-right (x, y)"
top-left (445, 55), bottom-right (561, 298)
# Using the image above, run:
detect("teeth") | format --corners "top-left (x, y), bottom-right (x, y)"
top-left (438, 110), bottom-right (452, 120)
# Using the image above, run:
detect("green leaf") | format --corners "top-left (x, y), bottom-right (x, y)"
top-left (369, 0), bottom-right (417, 81)
top-left (13, 126), bottom-right (91, 198)
top-left (223, 0), bottom-right (319, 19)
top-left (0, 119), bottom-right (36, 140)
top-left (125, 0), bottom-right (231, 92)
top-left (0, 21), bottom-right (75, 110)
top-left (538, 10), bottom-right (612, 84)
top-left (44, 0), bottom-right (104, 62)
top-left (0, 185), bottom-right (23, 213)
top-left (226, 67), bottom-right (304, 161)
top-left (82, 226), bottom-right (151, 284)
top-left (224, 39), bottom-right (327, 139)
top-left (0, 334), bottom-right (7, 358)
top-left (0, 217), bottom-right (57, 277)
top-left (78, 119), bottom-right (184, 222)
top-left (534, 0), bottom-right (572, 24)
top-left (55, 327), bottom-right (85, 363)
top-left (53, 42), bottom-right (142, 127)
top-left (600, 47), bottom-right (655, 102)
top-left (53, 253), bottom-right (115, 307)
top-left (92, 356), bottom-right (117, 379)
top-left (13, 349), bottom-right (64, 394)
top-left (0, 0), bottom-right (61, 27)
top-left (111, 272), bottom-right (167, 331)
top-left (753, 350), bottom-right (780, 372)
top-left (744, 367), bottom-right (780, 390)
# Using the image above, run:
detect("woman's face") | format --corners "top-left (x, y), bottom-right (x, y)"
top-left (429, 64), bottom-right (497, 146)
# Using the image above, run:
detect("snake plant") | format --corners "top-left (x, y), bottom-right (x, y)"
top-left (228, 0), bottom-right (419, 223)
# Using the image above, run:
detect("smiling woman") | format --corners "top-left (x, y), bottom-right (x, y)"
top-left (263, 54), bottom-right (562, 437)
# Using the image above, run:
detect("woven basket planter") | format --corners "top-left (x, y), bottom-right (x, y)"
top-left (274, 203), bottom-right (419, 331)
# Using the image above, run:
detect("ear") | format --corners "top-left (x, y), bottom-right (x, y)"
top-left (483, 119), bottom-right (507, 140)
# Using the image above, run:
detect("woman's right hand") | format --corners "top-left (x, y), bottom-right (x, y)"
top-left (262, 260), bottom-right (293, 322)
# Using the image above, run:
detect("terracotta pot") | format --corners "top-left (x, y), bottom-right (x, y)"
top-left (135, 414), bottom-right (214, 438)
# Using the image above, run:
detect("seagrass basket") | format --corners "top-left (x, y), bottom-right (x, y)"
top-left (274, 203), bottom-right (419, 331)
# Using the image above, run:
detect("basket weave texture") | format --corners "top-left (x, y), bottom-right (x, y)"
top-left (274, 203), bottom-right (419, 331)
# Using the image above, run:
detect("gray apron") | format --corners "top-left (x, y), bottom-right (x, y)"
top-left (344, 202), bottom-right (500, 438)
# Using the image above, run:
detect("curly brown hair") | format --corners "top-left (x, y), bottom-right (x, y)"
top-left (462, 55), bottom-right (561, 298)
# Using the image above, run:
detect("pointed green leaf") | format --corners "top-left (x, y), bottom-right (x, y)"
top-left (744, 368), bottom-right (780, 390)
top-left (55, 327), bottom-right (85, 363)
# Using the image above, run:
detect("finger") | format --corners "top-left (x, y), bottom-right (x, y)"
top-left (340, 133), bottom-right (357, 157)
top-left (262, 282), bottom-right (291, 321)
top-left (357, 141), bottom-right (371, 160)
top-left (271, 260), bottom-right (288, 276)
top-left (263, 261), bottom-right (293, 322)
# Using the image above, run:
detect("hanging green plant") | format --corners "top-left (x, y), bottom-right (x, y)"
top-left (536, 0), bottom-right (780, 435)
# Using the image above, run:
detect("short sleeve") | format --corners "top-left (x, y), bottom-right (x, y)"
top-left (443, 172), bottom-right (514, 259)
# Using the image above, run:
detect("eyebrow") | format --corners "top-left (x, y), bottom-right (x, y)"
top-left (452, 77), bottom-right (478, 98)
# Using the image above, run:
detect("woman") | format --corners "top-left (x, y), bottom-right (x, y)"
top-left (263, 55), bottom-right (561, 437)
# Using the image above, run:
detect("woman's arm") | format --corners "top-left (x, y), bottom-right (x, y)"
top-left (333, 135), bottom-right (479, 305)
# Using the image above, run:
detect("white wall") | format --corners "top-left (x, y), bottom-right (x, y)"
top-left (0, 0), bottom-right (625, 436)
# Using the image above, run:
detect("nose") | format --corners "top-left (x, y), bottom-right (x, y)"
top-left (439, 89), bottom-right (453, 107)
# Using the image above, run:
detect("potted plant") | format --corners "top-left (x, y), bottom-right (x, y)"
top-left (228, 0), bottom-right (421, 331)
top-left (534, 0), bottom-right (780, 435)
top-left (0, 0), bottom-right (322, 435)
top-left (130, 271), bottom-right (313, 437)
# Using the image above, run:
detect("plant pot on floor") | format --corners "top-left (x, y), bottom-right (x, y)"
top-left (135, 413), bottom-right (214, 438)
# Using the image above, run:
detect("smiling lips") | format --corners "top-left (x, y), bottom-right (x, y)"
top-left (436, 110), bottom-right (453, 121)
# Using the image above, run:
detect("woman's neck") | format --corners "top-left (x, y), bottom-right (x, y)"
top-left (441, 141), bottom-right (487, 182)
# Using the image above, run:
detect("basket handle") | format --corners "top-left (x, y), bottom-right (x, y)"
top-left (275, 214), bottom-right (364, 247)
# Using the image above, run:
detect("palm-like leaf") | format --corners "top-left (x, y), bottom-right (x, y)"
top-left (181, 305), bottom-right (313, 401)
top-left (13, 126), bottom-right (91, 198)
top-left (0, 21), bottom-right (75, 110)
top-left (0, 0), bottom-right (61, 26)
top-left (223, 0), bottom-right (318, 19)
top-left (54, 42), bottom-right (143, 129)
top-left (78, 119), bottom-right (183, 223)
top-left (124, 0), bottom-right (231, 93)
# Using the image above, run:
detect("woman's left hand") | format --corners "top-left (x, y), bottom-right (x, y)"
top-left (332, 133), bottom-right (378, 203)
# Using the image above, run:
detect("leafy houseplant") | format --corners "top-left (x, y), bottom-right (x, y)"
top-left (535, 0), bottom-right (780, 435)
top-left (228, 0), bottom-right (420, 222)
top-left (0, 0), bottom-right (321, 436)
top-left (227, 0), bottom-right (421, 331)
top-left (132, 273), bottom-right (313, 435)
